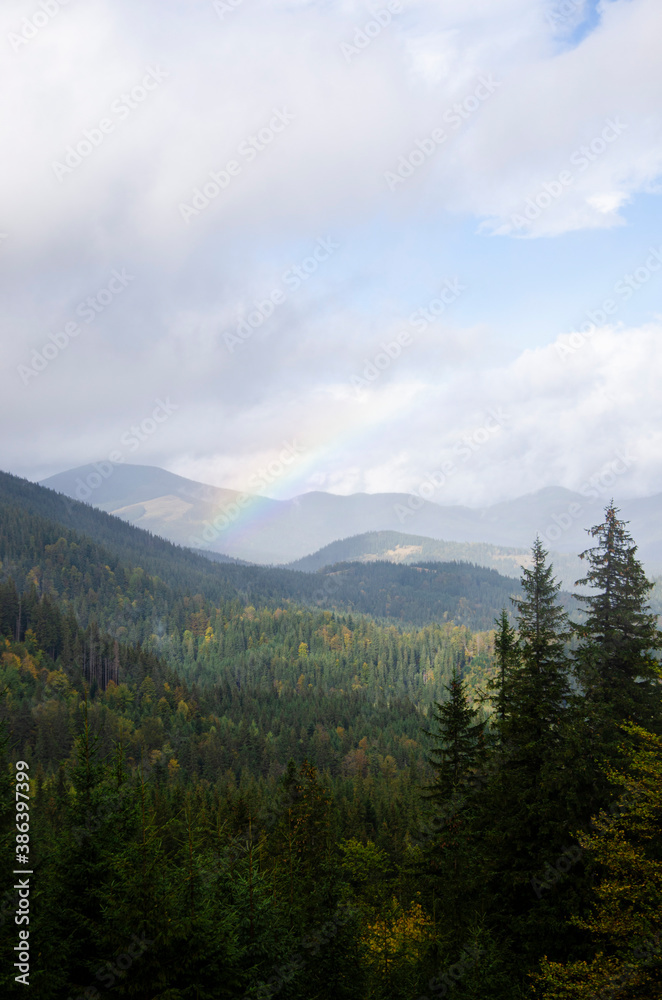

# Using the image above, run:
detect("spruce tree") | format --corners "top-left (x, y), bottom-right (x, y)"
top-left (422, 669), bottom-right (486, 958)
top-left (508, 537), bottom-right (571, 751)
top-left (537, 724), bottom-right (662, 1000)
top-left (424, 669), bottom-right (486, 804)
top-left (482, 539), bottom-right (578, 973)
top-left (495, 538), bottom-right (572, 797)
top-left (574, 502), bottom-right (662, 737)
top-left (490, 609), bottom-right (518, 725)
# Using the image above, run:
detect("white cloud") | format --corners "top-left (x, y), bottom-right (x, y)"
top-left (2, 0), bottom-right (662, 501)
top-left (3, 0), bottom-right (661, 258)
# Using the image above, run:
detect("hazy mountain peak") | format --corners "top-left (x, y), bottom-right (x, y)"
top-left (39, 463), bottom-right (662, 575)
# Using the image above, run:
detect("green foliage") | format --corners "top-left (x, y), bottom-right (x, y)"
top-left (424, 669), bottom-right (485, 802)
top-left (421, 671), bottom-right (487, 958)
top-left (574, 502), bottom-right (662, 736)
top-left (0, 469), bottom-right (527, 632)
top-left (491, 608), bottom-right (518, 722)
top-left (475, 540), bottom-right (583, 974)
top-left (536, 725), bottom-right (662, 999)
top-left (1, 478), bottom-right (661, 1000)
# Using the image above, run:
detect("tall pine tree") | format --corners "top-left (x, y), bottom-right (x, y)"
top-left (422, 669), bottom-right (486, 959)
top-left (490, 609), bottom-right (518, 725)
top-left (574, 502), bottom-right (662, 740)
top-left (482, 538), bottom-right (578, 973)
top-left (537, 724), bottom-right (662, 1000)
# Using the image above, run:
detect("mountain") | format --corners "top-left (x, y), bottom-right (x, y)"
top-left (0, 472), bottom-right (501, 995)
top-left (41, 462), bottom-right (247, 536)
top-left (287, 560), bottom-right (526, 630)
top-left (285, 530), bottom-right (595, 589)
top-left (289, 530), bottom-right (534, 575)
top-left (1, 469), bottom-right (525, 629)
top-left (1, 467), bottom-right (655, 997)
top-left (39, 463), bottom-right (662, 574)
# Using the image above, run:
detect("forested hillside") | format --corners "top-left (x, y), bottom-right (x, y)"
top-left (288, 530), bottom-right (534, 576)
top-left (0, 473), bottom-right (492, 996)
top-left (1, 477), bottom-right (661, 998)
top-left (0, 471), bottom-right (526, 631)
top-left (287, 530), bottom-right (585, 591)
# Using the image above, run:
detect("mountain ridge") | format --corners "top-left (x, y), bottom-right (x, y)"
top-left (39, 462), bottom-right (662, 573)
top-left (1, 468), bottom-right (528, 630)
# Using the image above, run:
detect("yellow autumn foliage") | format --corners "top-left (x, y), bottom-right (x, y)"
top-left (362, 898), bottom-right (432, 966)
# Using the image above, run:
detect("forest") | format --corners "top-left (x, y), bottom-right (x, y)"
top-left (0, 471), bottom-right (661, 998)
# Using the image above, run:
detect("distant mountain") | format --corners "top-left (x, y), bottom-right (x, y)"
top-left (288, 531), bottom-right (533, 575)
top-left (2, 469), bottom-right (530, 630)
top-left (40, 464), bottom-right (662, 574)
top-left (191, 549), bottom-right (252, 566)
top-left (286, 531), bottom-right (591, 588)
top-left (42, 462), bottom-right (245, 532)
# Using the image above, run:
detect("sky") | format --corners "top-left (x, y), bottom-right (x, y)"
top-left (2, 0), bottom-right (662, 507)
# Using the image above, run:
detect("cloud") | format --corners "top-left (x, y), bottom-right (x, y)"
top-left (10, 314), bottom-right (660, 508)
top-left (2, 0), bottom-right (662, 502)
top-left (3, 0), bottom-right (660, 258)
top-left (313, 320), bottom-right (661, 505)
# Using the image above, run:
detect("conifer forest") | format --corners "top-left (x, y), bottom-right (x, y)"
top-left (1, 472), bottom-right (660, 999)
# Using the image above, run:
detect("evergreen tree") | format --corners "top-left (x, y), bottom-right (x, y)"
top-left (496, 538), bottom-right (573, 812)
top-left (490, 609), bottom-right (518, 725)
top-left (31, 701), bottom-right (111, 998)
top-left (267, 759), bottom-right (335, 924)
top-left (481, 539), bottom-right (578, 974)
top-left (537, 724), bottom-right (662, 1000)
top-left (422, 670), bottom-right (486, 959)
top-left (424, 669), bottom-right (486, 804)
top-left (508, 537), bottom-right (571, 749)
top-left (574, 503), bottom-right (662, 739)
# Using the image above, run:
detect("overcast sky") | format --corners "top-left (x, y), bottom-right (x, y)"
top-left (2, 0), bottom-right (662, 506)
